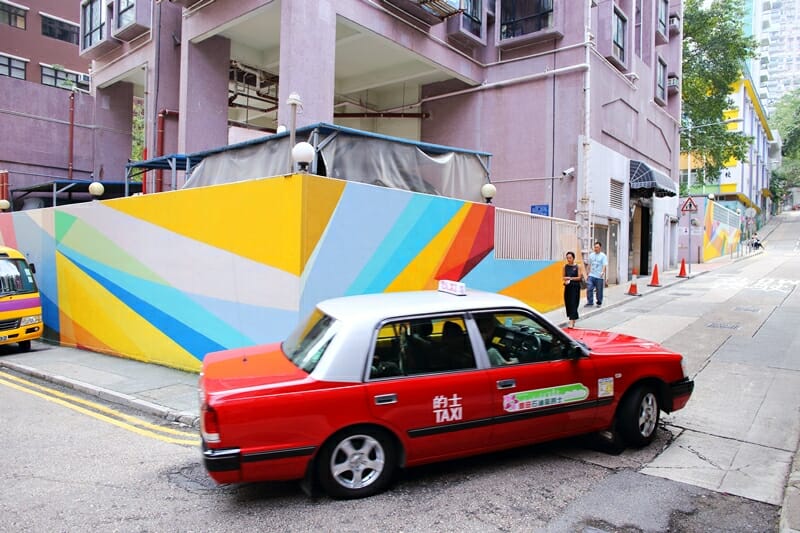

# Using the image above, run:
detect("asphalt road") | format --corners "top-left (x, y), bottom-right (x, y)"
top-left (3, 214), bottom-right (799, 532)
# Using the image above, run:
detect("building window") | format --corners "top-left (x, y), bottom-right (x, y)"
top-left (500, 0), bottom-right (553, 40)
top-left (82, 0), bottom-right (105, 49)
top-left (656, 58), bottom-right (667, 102)
top-left (41, 65), bottom-right (89, 91)
top-left (462, 0), bottom-right (482, 37)
top-left (0, 1), bottom-right (26, 29)
top-left (0, 53), bottom-right (26, 79)
top-left (117, 0), bottom-right (135, 29)
top-left (612, 8), bottom-right (627, 64)
top-left (42, 15), bottom-right (80, 45)
top-left (657, 0), bottom-right (668, 36)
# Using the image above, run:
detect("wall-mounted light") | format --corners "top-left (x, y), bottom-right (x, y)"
top-left (481, 183), bottom-right (497, 204)
top-left (89, 181), bottom-right (105, 199)
top-left (292, 142), bottom-right (315, 172)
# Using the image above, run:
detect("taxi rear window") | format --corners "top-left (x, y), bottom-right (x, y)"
top-left (282, 309), bottom-right (339, 372)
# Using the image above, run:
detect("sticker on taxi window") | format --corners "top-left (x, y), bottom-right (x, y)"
top-left (433, 394), bottom-right (463, 423)
top-left (503, 383), bottom-right (589, 412)
top-left (598, 377), bottom-right (614, 397)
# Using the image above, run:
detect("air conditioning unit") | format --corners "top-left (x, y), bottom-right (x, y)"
top-left (668, 14), bottom-right (681, 35)
top-left (79, 73), bottom-right (91, 84)
top-left (667, 75), bottom-right (680, 94)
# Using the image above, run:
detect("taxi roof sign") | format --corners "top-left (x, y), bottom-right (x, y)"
top-left (681, 197), bottom-right (698, 212)
top-left (438, 279), bottom-right (467, 296)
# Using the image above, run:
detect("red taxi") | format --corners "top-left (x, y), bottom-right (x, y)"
top-left (200, 283), bottom-right (693, 499)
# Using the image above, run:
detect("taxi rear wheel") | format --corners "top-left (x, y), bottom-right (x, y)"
top-left (317, 427), bottom-right (396, 499)
top-left (617, 385), bottom-right (659, 448)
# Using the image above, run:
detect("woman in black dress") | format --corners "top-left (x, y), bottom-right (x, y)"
top-left (563, 251), bottom-right (585, 328)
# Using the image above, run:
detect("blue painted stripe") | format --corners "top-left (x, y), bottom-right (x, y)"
top-left (301, 185), bottom-right (411, 309)
top-left (58, 245), bottom-right (236, 358)
top-left (349, 195), bottom-right (464, 294)
top-left (462, 254), bottom-right (553, 293)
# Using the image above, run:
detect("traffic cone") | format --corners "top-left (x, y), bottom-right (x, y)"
top-left (677, 258), bottom-right (689, 278)
top-left (626, 268), bottom-right (642, 296)
top-left (647, 264), bottom-right (662, 287)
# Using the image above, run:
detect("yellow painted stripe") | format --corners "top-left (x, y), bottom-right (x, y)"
top-left (0, 371), bottom-right (199, 446)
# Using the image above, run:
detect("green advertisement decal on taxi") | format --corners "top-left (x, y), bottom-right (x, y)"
top-left (503, 383), bottom-right (589, 412)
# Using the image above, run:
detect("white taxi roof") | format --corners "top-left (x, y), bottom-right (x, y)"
top-left (317, 289), bottom-right (532, 324)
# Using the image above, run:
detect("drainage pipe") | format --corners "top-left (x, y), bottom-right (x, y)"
top-left (156, 109), bottom-right (179, 192)
top-left (68, 90), bottom-right (75, 180)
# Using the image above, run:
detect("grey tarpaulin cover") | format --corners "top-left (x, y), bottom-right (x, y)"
top-left (629, 160), bottom-right (678, 198)
top-left (183, 123), bottom-right (492, 203)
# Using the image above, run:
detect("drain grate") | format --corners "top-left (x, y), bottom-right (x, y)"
top-left (706, 322), bottom-right (740, 330)
top-left (733, 306), bottom-right (760, 313)
top-left (670, 292), bottom-right (695, 296)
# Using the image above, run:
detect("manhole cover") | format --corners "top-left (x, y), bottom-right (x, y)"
top-left (706, 322), bottom-right (740, 330)
top-left (734, 306), bottom-right (760, 313)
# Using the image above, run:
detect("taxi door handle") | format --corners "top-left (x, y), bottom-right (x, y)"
top-left (374, 393), bottom-right (397, 405)
top-left (497, 379), bottom-right (516, 390)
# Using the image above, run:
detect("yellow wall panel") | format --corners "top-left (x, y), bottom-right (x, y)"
top-left (106, 177), bottom-right (304, 275)
top-left (55, 253), bottom-right (201, 372)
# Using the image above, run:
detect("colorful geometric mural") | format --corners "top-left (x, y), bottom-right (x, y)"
top-left (703, 201), bottom-right (741, 261)
top-left (0, 174), bottom-right (565, 372)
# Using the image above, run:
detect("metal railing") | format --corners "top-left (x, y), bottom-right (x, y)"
top-left (494, 208), bottom-right (580, 261)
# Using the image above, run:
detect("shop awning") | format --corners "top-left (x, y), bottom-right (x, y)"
top-left (629, 160), bottom-right (678, 198)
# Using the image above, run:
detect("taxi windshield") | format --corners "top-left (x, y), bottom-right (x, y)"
top-left (282, 309), bottom-right (338, 373)
top-left (0, 258), bottom-right (37, 296)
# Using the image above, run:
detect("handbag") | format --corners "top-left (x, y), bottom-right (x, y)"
top-left (580, 277), bottom-right (587, 290)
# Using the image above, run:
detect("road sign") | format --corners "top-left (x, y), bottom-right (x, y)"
top-left (681, 197), bottom-right (698, 213)
top-left (744, 207), bottom-right (757, 218)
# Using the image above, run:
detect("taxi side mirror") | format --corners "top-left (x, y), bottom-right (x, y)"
top-left (569, 342), bottom-right (588, 359)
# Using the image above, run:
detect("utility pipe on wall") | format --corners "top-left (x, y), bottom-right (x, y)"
top-left (68, 90), bottom-right (75, 180)
top-left (156, 109), bottom-right (179, 193)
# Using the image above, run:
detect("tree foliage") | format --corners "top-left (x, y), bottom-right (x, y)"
top-left (769, 88), bottom-right (800, 206)
top-left (772, 88), bottom-right (800, 159)
top-left (682, 0), bottom-right (756, 184)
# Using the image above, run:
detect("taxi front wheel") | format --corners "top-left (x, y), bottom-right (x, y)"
top-left (317, 427), bottom-right (396, 499)
top-left (616, 385), bottom-right (660, 448)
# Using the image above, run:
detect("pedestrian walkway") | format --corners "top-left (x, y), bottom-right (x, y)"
top-left (0, 218), bottom-right (795, 531)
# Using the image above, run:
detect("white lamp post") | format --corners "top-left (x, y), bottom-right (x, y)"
top-left (286, 92), bottom-right (302, 172)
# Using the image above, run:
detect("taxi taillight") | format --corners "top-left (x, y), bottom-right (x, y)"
top-left (201, 403), bottom-right (221, 443)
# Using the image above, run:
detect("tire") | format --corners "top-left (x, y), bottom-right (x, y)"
top-left (17, 340), bottom-right (31, 353)
top-left (616, 385), bottom-right (660, 448)
top-left (317, 427), bottom-right (396, 499)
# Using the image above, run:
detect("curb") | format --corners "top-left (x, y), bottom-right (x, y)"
top-left (0, 360), bottom-right (200, 429)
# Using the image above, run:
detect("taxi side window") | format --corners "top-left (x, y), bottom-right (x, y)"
top-left (474, 311), bottom-right (569, 365)
top-left (369, 316), bottom-right (477, 379)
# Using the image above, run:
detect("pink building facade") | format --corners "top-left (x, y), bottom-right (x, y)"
top-left (74, 0), bottom-right (683, 282)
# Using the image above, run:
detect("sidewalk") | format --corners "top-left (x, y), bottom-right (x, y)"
top-left (0, 221), bottom-right (795, 531)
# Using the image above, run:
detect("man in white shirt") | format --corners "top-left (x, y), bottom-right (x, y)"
top-left (586, 241), bottom-right (608, 307)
